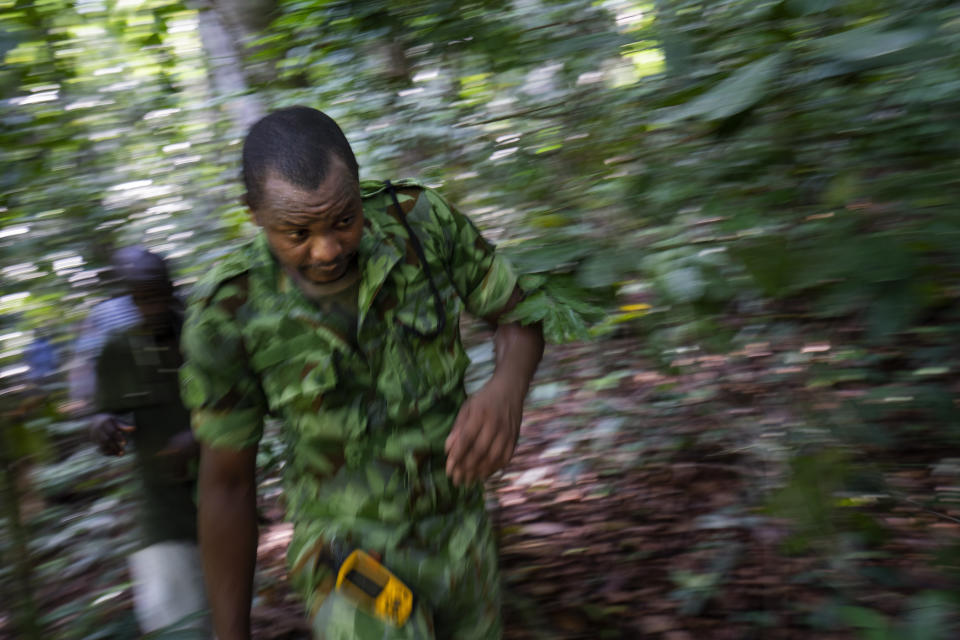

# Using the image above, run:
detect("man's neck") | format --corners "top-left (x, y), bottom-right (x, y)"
top-left (285, 262), bottom-right (360, 302)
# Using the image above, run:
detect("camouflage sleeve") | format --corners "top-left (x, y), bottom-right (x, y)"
top-left (421, 188), bottom-right (518, 320)
top-left (179, 277), bottom-right (267, 450)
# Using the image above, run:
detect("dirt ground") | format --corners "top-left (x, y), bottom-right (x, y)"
top-left (9, 338), bottom-right (959, 639)
top-left (246, 338), bottom-right (960, 639)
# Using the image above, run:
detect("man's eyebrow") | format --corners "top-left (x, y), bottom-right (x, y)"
top-left (270, 203), bottom-right (356, 227)
top-left (271, 212), bottom-right (319, 226)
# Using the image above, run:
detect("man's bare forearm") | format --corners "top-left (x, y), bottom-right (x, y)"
top-left (491, 319), bottom-right (544, 400)
top-left (487, 286), bottom-right (545, 398)
top-left (198, 445), bottom-right (258, 640)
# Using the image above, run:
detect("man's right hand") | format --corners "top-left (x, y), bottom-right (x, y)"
top-left (90, 413), bottom-right (135, 456)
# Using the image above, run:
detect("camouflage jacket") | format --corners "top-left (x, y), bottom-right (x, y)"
top-left (179, 180), bottom-right (517, 594)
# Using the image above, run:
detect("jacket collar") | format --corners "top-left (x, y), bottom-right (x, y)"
top-left (247, 182), bottom-right (409, 334)
top-left (357, 191), bottom-right (404, 333)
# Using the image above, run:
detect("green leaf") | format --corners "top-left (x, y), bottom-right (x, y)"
top-left (730, 236), bottom-right (794, 297)
top-left (517, 273), bottom-right (548, 292)
top-left (575, 248), bottom-right (637, 289)
top-left (364, 465), bottom-right (385, 495)
top-left (3, 421), bottom-right (53, 460)
top-left (823, 172), bottom-right (860, 207)
top-left (543, 277), bottom-right (608, 319)
top-left (867, 284), bottom-right (925, 341)
top-left (814, 25), bottom-right (930, 65)
top-left (504, 241), bottom-right (593, 274)
top-left (0, 28), bottom-right (22, 59)
top-left (838, 605), bottom-right (891, 640)
top-left (902, 591), bottom-right (953, 640)
top-left (505, 290), bottom-right (551, 325)
top-left (786, 0), bottom-right (838, 14)
top-left (505, 278), bottom-right (605, 343)
top-left (542, 303), bottom-right (592, 343)
top-left (660, 266), bottom-right (706, 303)
top-left (662, 52), bottom-right (786, 122)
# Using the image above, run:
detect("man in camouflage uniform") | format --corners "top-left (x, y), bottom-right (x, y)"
top-left (180, 106), bottom-right (544, 639)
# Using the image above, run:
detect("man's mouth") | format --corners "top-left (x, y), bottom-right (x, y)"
top-left (308, 263), bottom-right (340, 273)
top-left (302, 261), bottom-right (346, 281)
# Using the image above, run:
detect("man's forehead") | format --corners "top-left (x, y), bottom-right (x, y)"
top-left (261, 170), bottom-right (359, 211)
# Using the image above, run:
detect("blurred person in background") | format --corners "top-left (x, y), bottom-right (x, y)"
top-left (89, 246), bottom-right (210, 637)
top-left (24, 327), bottom-right (59, 385)
top-left (67, 274), bottom-right (140, 414)
top-left (180, 106), bottom-right (544, 639)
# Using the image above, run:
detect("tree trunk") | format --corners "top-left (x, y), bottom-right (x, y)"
top-left (192, 0), bottom-right (267, 133)
top-left (0, 451), bottom-right (41, 640)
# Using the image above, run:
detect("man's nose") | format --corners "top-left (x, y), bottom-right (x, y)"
top-left (309, 235), bottom-right (341, 264)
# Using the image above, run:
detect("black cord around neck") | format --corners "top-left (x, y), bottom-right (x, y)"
top-left (384, 180), bottom-right (447, 338)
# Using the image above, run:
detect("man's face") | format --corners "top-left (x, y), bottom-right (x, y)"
top-left (251, 164), bottom-right (365, 285)
top-left (130, 280), bottom-right (175, 333)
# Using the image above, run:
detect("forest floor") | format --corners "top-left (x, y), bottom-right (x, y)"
top-left (7, 335), bottom-right (960, 639)
top-left (246, 336), bottom-right (960, 639)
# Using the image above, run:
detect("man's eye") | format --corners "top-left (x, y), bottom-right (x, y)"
top-left (337, 216), bottom-right (354, 229)
top-left (287, 229), bottom-right (308, 241)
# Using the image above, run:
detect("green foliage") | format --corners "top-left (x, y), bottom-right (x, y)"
top-left (838, 590), bottom-right (957, 640)
top-left (662, 52), bottom-right (787, 122)
top-left (506, 275), bottom-right (607, 343)
top-left (903, 591), bottom-right (957, 640)
top-left (2, 419), bottom-right (53, 462)
top-left (765, 449), bottom-right (892, 556)
top-left (625, 0), bottom-right (960, 353)
top-left (839, 604), bottom-right (893, 640)
top-left (765, 449), bottom-right (850, 553)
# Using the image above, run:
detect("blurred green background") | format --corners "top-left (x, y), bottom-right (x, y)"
top-left (3, 0), bottom-right (960, 638)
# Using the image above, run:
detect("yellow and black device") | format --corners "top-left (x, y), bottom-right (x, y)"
top-left (335, 549), bottom-right (414, 627)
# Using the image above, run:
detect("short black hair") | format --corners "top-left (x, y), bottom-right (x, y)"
top-left (242, 106), bottom-right (359, 210)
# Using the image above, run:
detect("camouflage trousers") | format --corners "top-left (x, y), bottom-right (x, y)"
top-left (310, 501), bottom-right (502, 640)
